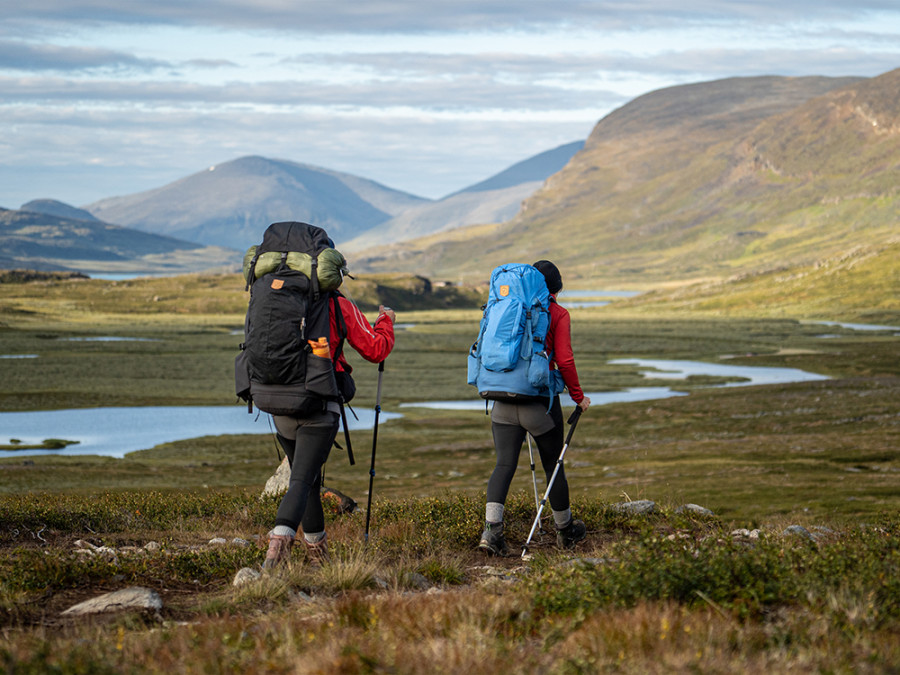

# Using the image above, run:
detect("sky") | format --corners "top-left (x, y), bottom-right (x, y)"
top-left (2, 1), bottom-right (899, 210)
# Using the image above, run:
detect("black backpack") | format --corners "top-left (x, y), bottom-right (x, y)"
top-left (235, 221), bottom-right (352, 417)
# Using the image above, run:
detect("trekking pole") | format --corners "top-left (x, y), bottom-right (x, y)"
top-left (526, 434), bottom-right (543, 533)
top-left (338, 401), bottom-right (355, 466)
top-left (364, 360), bottom-right (385, 544)
top-left (521, 407), bottom-right (583, 559)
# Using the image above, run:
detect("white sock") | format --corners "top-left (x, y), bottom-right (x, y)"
top-left (272, 525), bottom-right (296, 538)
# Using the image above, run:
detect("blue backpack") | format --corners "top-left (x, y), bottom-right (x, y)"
top-left (467, 263), bottom-right (563, 402)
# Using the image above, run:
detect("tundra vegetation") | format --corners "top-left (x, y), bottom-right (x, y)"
top-left (0, 272), bottom-right (898, 673)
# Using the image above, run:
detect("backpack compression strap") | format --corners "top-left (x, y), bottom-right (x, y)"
top-left (331, 293), bottom-right (355, 466)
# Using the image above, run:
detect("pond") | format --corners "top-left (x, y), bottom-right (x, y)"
top-left (610, 358), bottom-right (830, 387)
top-left (0, 406), bottom-right (401, 460)
top-left (557, 289), bottom-right (641, 309)
top-left (805, 320), bottom-right (900, 336)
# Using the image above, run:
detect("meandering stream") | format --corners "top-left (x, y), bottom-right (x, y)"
top-left (0, 359), bottom-right (830, 459)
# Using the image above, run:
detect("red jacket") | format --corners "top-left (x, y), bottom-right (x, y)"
top-left (544, 297), bottom-right (585, 404)
top-left (330, 295), bottom-right (394, 373)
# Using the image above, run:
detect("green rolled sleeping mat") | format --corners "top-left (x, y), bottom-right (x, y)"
top-left (242, 246), bottom-right (348, 291)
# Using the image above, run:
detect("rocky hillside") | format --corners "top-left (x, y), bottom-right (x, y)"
top-left (0, 207), bottom-right (236, 274)
top-left (353, 71), bottom-right (900, 290)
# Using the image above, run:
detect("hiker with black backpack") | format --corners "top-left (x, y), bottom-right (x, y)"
top-left (235, 222), bottom-right (395, 569)
top-left (468, 260), bottom-right (591, 556)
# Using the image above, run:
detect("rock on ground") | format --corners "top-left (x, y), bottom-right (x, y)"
top-left (233, 567), bottom-right (262, 586)
top-left (610, 500), bottom-right (657, 516)
top-left (262, 457), bottom-right (291, 497)
top-left (62, 587), bottom-right (162, 616)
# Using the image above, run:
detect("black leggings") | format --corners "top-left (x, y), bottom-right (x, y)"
top-left (486, 397), bottom-right (569, 512)
top-left (273, 412), bottom-right (339, 534)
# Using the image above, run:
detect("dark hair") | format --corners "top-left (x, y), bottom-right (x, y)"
top-left (532, 260), bottom-right (563, 294)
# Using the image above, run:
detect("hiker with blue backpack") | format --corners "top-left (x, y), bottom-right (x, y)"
top-left (468, 260), bottom-right (591, 556)
top-left (236, 222), bottom-right (395, 569)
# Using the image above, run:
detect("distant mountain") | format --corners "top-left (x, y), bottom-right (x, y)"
top-left (341, 141), bottom-right (584, 253)
top-left (354, 71), bottom-right (900, 289)
top-left (450, 141), bottom-right (585, 195)
top-left (84, 156), bottom-right (429, 252)
top-left (21, 199), bottom-right (99, 222)
top-left (0, 208), bottom-right (236, 274)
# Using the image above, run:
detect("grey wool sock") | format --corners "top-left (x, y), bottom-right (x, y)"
top-left (304, 531), bottom-right (326, 544)
top-left (552, 509), bottom-right (572, 529)
top-left (485, 502), bottom-right (505, 525)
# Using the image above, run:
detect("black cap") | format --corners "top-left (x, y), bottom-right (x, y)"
top-left (533, 260), bottom-right (562, 294)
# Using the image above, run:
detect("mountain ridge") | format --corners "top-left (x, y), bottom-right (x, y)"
top-left (84, 156), bottom-right (430, 252)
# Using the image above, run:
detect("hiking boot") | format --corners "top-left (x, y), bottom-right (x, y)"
top-left (478, 522), bottom-right (509, 557)
top-left (262, 533), bottom-right (294, 569)
top-left (556, 519), bottom-right (586, 550)
top-left (304, 533), bottom-right (330, 567)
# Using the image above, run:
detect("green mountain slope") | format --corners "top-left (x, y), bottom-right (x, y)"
top-left (354, 71), bottom-right (899, 293)
top-left (615, 238), bottom-right (899, 322)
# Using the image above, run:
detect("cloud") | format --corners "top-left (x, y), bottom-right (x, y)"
top-left (0, 40), bottom-right (168, 71)
top-left (0, 73), bottom-right (623, 112)
top-left (0, 100), bottom-right (592, 204)
top-left (294, 48), bottom-right (900, 81)
top-left (8, 0), bottom-right (899, 34)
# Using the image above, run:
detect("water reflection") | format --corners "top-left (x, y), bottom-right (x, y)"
top-left (804, 320), bottom-right (900, 335)
top-left (59, 337), bottom-right (158, 342)
top-left (611, 359), bottom-right (830, 387)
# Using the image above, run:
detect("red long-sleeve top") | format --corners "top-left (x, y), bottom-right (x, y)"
top-left (330, 296), bottom-right (394, 373)
top-left (544, 297), bottom-right (585, 404)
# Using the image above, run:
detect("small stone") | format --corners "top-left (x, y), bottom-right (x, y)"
top-left (406, 572), bottom-right (431, 590)
top-left (563, 557), bottom-right (608, 568)
top-left (208, 537), bottom-right (228, 545)
top-left (783, 525), bottom-right (816, 542)
top-left (231, 538), bottom-right (250, 546)
top-left (675, 503), bottom-right (715, 516)
top-left (143, 541), bottom-right (161, 552)
top-left (232, 567), bottom-right (262, 587)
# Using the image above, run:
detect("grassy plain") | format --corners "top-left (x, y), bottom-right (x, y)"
top-left (0, 272), bottom-right (898, 673)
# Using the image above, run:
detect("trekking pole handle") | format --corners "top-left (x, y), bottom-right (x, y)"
top-left (375, 360), bottom-right (385, 409)
top-left (567, 405), bottom-right (583, 427)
